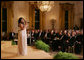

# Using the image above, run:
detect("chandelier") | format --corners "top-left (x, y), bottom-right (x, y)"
top-left (37, 1), bottom-right (54, 12)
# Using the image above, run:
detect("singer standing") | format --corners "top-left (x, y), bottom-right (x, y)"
top-left (18, 17), bottom-right (28, 56)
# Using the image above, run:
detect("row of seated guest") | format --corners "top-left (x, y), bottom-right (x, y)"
top-left (27, 29), bottom-right (83, 54)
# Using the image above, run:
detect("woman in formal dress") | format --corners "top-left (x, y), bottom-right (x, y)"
top-left (18, 17), bottom-right (28, 56)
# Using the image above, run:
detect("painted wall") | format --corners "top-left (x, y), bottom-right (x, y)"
top-left (13, 1), bottom-right (29, 33)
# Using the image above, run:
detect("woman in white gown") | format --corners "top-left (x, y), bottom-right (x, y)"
top-left (18, 17), bottom-right (28, 56)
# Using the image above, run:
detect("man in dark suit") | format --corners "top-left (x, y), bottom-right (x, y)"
top-left (44, 30), bottom-right (48, 44)
top-left (61, 30), bottom-right (69, 52)
top-left (34, 30), bottom-right (38, 41)
top-left (9, 32), bottom-right (15, 40)
top-left (52, 30), bottom-right (60, 51)
top-left (46, 30), bottom-right (51, 45)
top-left (37, 29), bottom-right (40, 40)
top-left (27, 30), bottom-right (30, 45)
top-left (75, 31), bottom-right (82, 54)
top-left (69, 31), bottom-right (76, 53)
top-left (31, 30), bottom-right (35, 45)
top-left (39, 30), bottom-right (45, 42)
top-left (57, 31), bottom-right (64, 51)
top-left (49, 30), bottom-right (54, 48)
top-left (65, 32), bottom-right (71, 52)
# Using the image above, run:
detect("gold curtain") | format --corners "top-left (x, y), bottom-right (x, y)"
top-left (59, 3), bottom-right (74, 30)
top-left (40, 10), bottom-right (44, 30)
top-left (59, 4), bottom-right (65, 30)
top-left (29, 4), bottom-right (44, 30)
top-left (29, 4), bottom-right (32, 29)
top-left (29, 4), bottom-right (35, 30)
top-left (40, 11), bottom-right (42, 29)
top-left (68, 4), bottom-right (74, 29)
top-left (32, 7), bottom-right (35, 29)
top-left (7, 2), bottom-right (14, 33)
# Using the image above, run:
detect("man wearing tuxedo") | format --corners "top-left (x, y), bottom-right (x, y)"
top-left (75, 31), bottom-right (82, 54)
top-left (46, 30), bottom-right (51, 45)
top-left (61, 30), bottom-right (69, 52)
top-left (9, 32), bottom-right (15, 40)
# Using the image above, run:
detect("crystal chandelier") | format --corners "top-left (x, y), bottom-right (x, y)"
top-left (37, 1), bottom-right (54, 12)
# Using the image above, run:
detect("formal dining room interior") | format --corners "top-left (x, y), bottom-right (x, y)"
top-left (1, 1), bottom-right (83, 59)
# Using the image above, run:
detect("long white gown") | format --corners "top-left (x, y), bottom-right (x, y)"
top-left (18, 28), bottom-right (27, 56)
